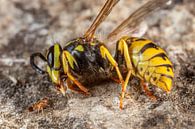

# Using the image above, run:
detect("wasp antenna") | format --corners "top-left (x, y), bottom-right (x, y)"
top-left (30, 53), bottom-right (47, 74)
top-left (50, 33), bottom-right (58, 44)
top-left (51, 34), bottom-right (55, 44)
top-left (47, 32), bottom-right (58, 45)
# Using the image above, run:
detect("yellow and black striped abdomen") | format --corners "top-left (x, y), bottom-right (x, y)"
top-left (128, 37), bottom-right (174, 92)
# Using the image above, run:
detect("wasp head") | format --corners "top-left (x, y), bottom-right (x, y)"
top-left (30, 43), bottom-right (67, 95)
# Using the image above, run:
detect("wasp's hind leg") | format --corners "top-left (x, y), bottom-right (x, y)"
top-left (115, 37), bottom-right (134, 109)
top-left (141, 80), bottom-right (157, 101)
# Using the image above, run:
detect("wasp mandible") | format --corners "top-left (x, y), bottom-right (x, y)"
top-left (30, 0), bottom-right (174, 109)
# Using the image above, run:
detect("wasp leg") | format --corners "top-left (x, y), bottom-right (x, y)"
top-left (111, 66), bottom-right (128, 84)
top-left (141, 81), bottom-right (157, 101)
top-left (116, 37), bottom-right (134, 109)
top-left (100, 45), bottom-right (124, 85)
top-left (67, 72), bottom-right (90, 95)
top-left (62, 51), bottom-right (90, 94)
top-left (120, 70), bottom-right (131, 109)
top-left (66, 78), bottom-right (89, 95)
top-left (55, 80), bottom-right (67, 96)
top-left (110, 77), bottom-right (121, 84)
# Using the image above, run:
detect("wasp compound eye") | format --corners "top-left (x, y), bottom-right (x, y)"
top-left (46, 44), bottom-right (62, 70)
top-left (47, 46), bottom-right (54, 68)
top-left (30, 53), bottom-right (47, 74)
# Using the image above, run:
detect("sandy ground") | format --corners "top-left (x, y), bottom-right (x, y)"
top-left (0, 0), bottom-right (194, 129)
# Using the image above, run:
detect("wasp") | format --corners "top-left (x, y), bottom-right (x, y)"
top-left (28, 98), bottom-right (49, 112)
top-left (30, 0), bottom-right (174, 109)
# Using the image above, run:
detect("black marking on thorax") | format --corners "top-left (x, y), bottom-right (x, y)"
top-left (63, 38), bottom-right (110, 76)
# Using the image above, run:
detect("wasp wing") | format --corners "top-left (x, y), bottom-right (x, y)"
top-left (84, 0), bottom-right (119, 41)
top-left (107, 0), bottom-right (172, 42)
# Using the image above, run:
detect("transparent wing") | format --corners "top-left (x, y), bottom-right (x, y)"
top-left (107, 0), bottom-right (171, 41)
top-left (84, 0), bottom-right (119, 41)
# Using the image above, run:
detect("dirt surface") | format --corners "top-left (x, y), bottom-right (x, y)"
top-left (0, 0), bottom-right (194, 129)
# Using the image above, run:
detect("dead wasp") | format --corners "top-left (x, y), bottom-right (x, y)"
top-left (28, 98), bottom-right (49, 112)
top-left (30, 0), bottom-right (174, 109)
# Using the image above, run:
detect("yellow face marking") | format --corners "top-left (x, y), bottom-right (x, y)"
top-left (75, 45), bottom-right (84, 52)
top-left (64, 51), bottom-right (78, 69)
top-left (47, 66), bottom-right (60, 84)
top-left (54, 44), bottom-right (61, 68)
top-left (46, 44), bottom-right (62, 85)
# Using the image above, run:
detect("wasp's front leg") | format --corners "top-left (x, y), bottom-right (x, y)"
top-left (66, 78), bottom-right (89, 95)
top-left (62, 51), bottom-right (90, 95)
top-left (55, 80), bottom-right (67, 96)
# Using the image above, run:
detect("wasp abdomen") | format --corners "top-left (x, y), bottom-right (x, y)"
top-left (117, 37), bottom-right (174, 92)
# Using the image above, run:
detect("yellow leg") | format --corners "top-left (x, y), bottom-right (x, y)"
top-left (120, 70), bottom-right (131, 109)
top-left (67, 70), bottom-right (89, 95)
top-left (66, 78), bottom-right (88, 95)
top-left (62, 51), bottom-right (89, 95)
top-left (110, 77), bottom-right (121, 84)
top-left (100, 45), bottom-right (124, 86)
top-left (55, 81), bottom-right (67, 96)
top-left (117, 37), bottom-right (134, 109)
